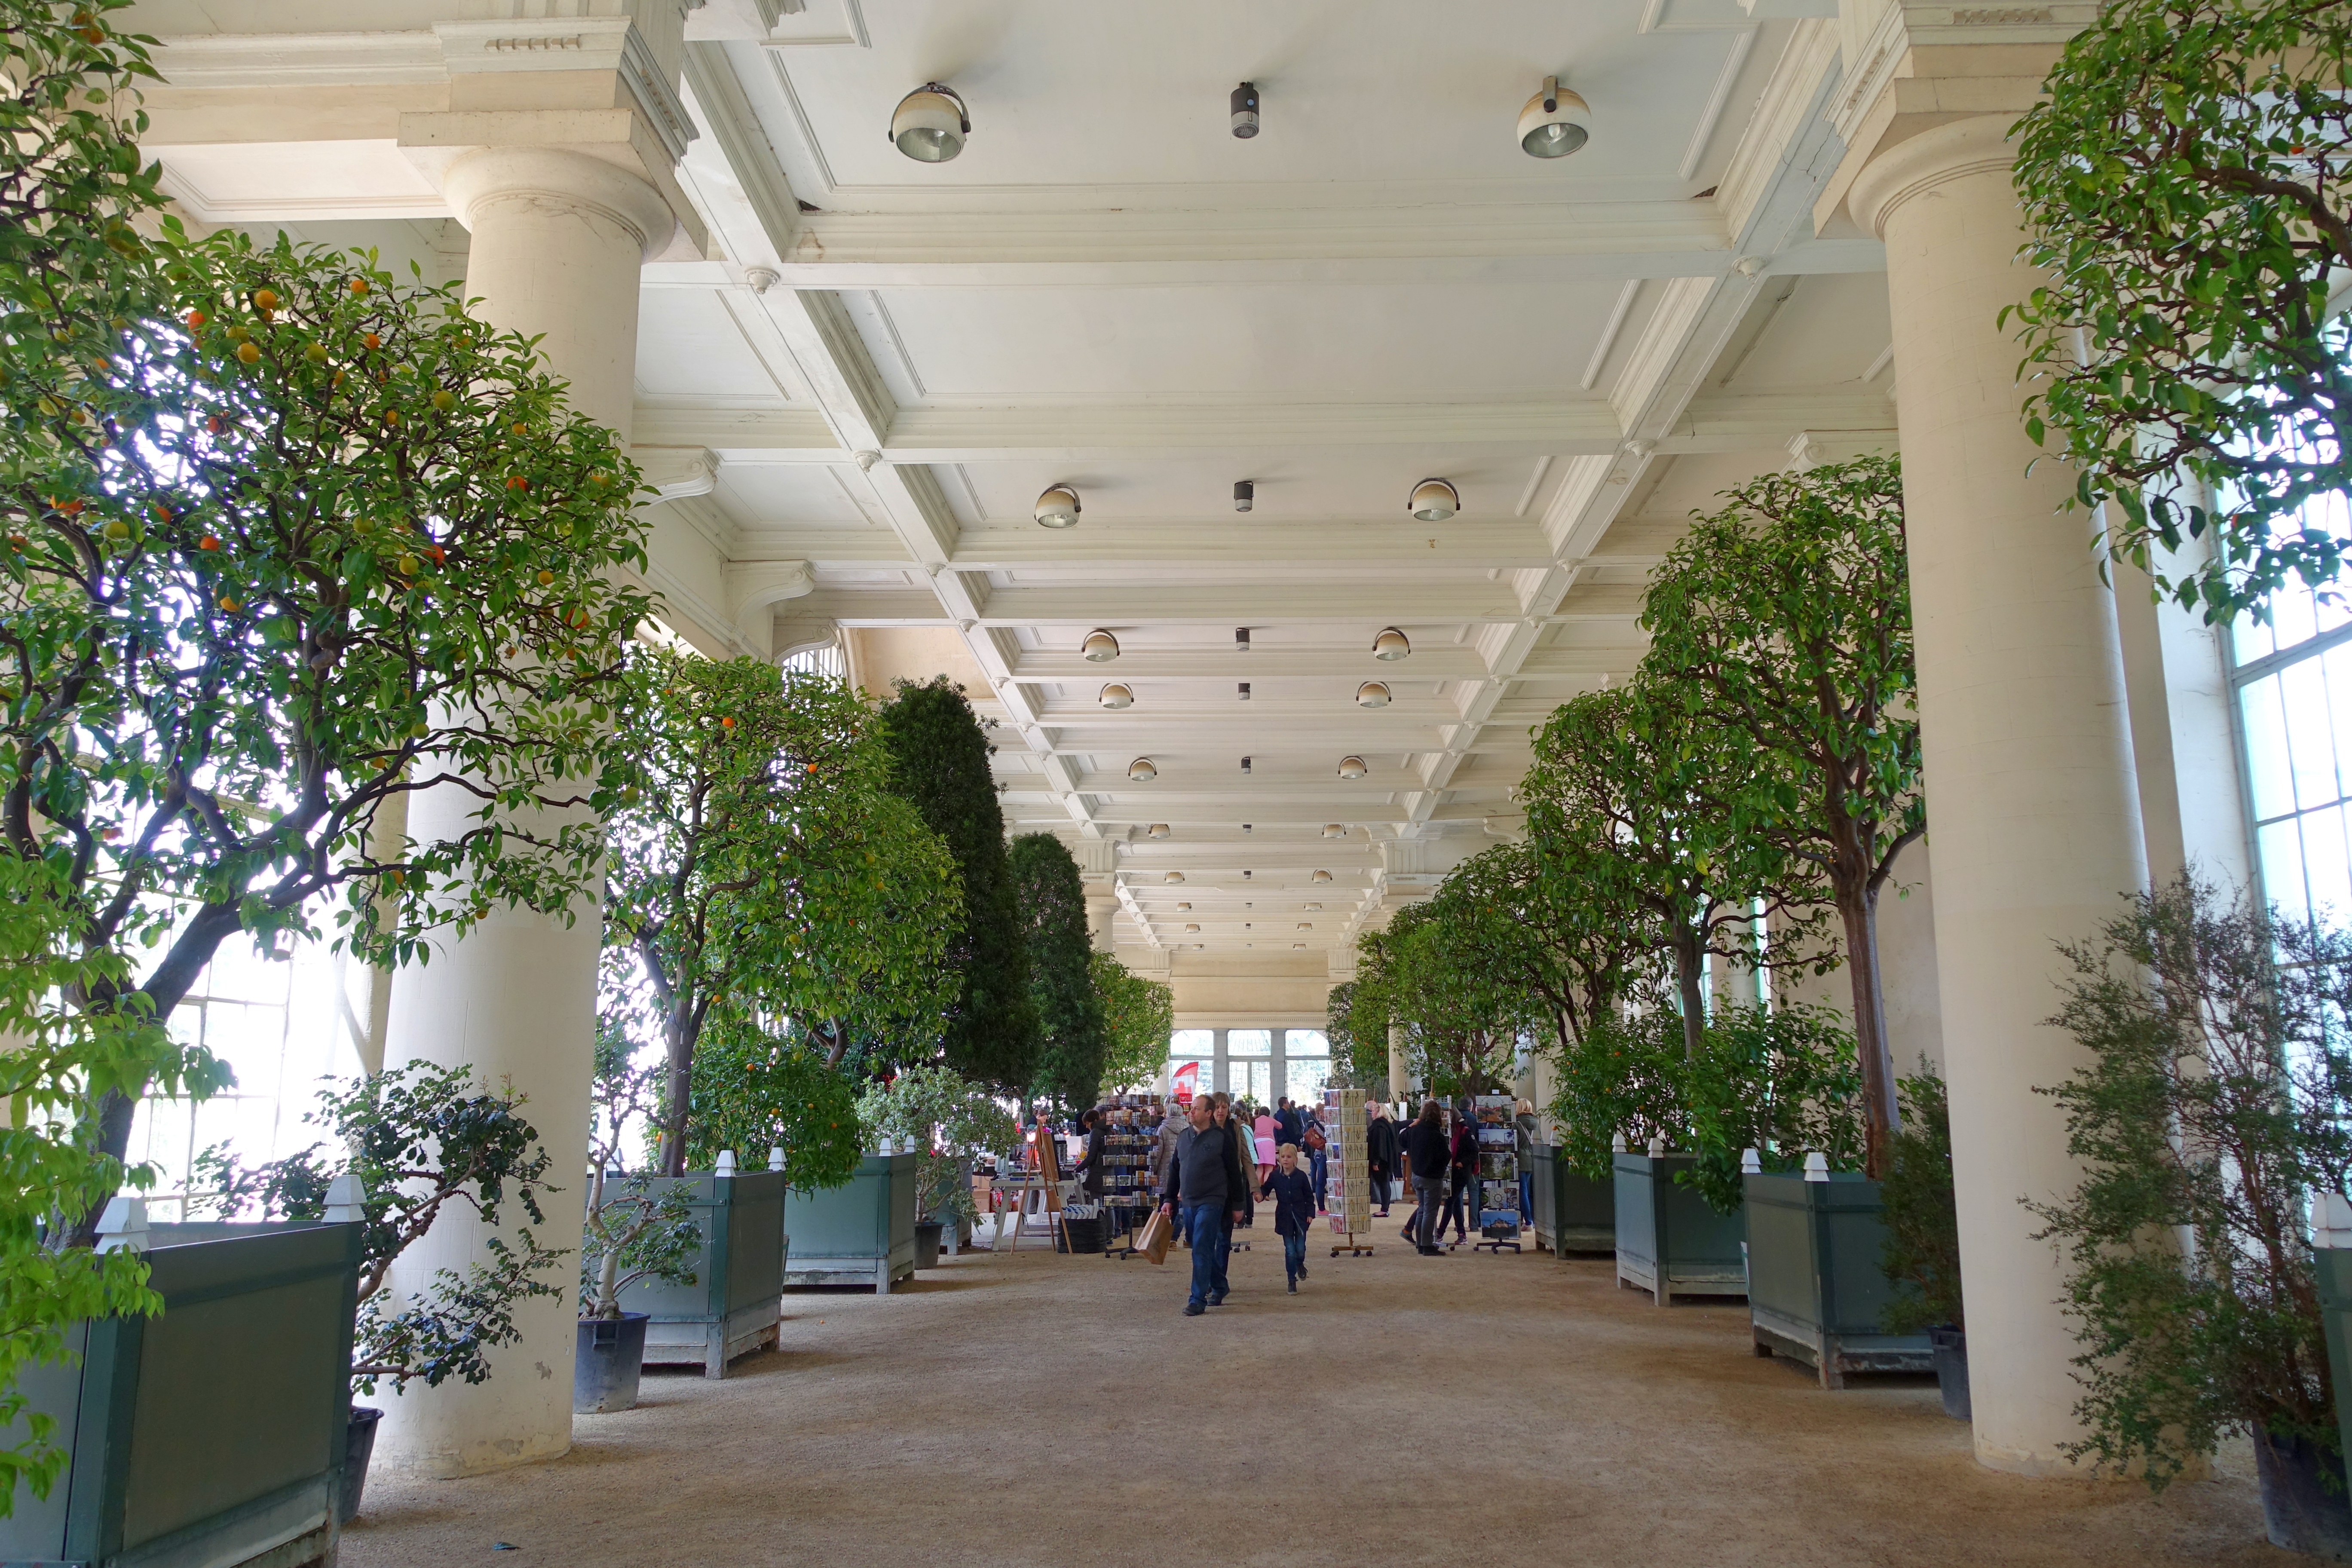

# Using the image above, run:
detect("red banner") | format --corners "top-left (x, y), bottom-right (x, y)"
top-left (1171, 1061), bottom-right (1199, 1105)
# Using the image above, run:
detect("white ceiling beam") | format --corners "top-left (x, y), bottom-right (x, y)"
top-left (972, 583), bottom-right (1538, 626)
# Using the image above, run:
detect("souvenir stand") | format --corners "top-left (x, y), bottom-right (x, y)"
top-left (1470, 1095), bottom-right (1524, 1253)
top-left (1320, 1086), bottom-right (1375, 1257)
top-left (1094, 1100), bottom-right (1160, 1260)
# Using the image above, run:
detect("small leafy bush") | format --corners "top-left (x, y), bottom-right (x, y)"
top-left (1878, 1070), bottom-right (1962, 1335)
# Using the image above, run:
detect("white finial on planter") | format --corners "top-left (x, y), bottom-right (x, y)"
top-left (1645, 1133), bottom-right (1666, 1158)
top-left (2316, 1191), bottom-right (2352, 1249)
top-left (324, 1172), bottom-right (368, 1224)
top-left (769, 1146), bottom-right (786, 1173)
top-left (714, 1149), bottom-right (738, 1177)
top-left (1804, 1151), bottom-right (1830, 1182)
top-left (1741, 1147), bottom-right (1762, 1176)
top-left (1611, 1132), bottom-right (1627, 1154)
top-left (96, 1194), bottom-right (149, 1254)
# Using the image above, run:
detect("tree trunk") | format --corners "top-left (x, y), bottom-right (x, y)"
top-left (1837, 881), bottom-right (1901, 1178)
top-left (658, 1004), bottom-right (697, 1177)
top-left (1670, 928), bottom-right (1707, 1060)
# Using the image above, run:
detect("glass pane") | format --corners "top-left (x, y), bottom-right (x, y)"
top-left (1282, 1029), bottom-right (1329, 1057)
top-left (2236, 609), bottom-right (2278, 666)
top-left (1169, 1029), bottom-right (1211, 1061)
top-left (2261, 818), bottom-right (2311, 923)
top-left (1226, 1060), bottom-right (1270, 1103)
top-left (2306, 805), bottom-right (2352, 927)
top-left (2328, 643), bottom-right (2352, 803)
top-left (1227, 1029), bottom-right (1271, 1057)
top-left (2280, 657), bottom-right (2340, 810)
top-left (2242, 676), bottom-right (2296, 821)
top-left (2273, 577), bottom-right (2321, 655)
top-left (1286, 1057), bottom-right (1328, 1106)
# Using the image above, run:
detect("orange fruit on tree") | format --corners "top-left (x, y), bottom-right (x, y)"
top-left (536, 569), bottom-right (554, 585)
top-left (198, 535), bottom-right (220, 551)
top-left (363, 332), bottom-right (380, 349)
top-left (349, 279), bottom-right (369, 295)
top-left (236, 342), bottom-right (260, 364)
top-left (505, 475), bottom-right (528, 492)
top-left (251, 288), bottom-right (278, 312)
top-left (184, 309), bottom-right (205, 328)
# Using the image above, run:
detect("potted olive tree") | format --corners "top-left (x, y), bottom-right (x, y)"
top-left (1880, 1071), bottom-right (1966, 1416)
top-left (2033, 874), bottom-right (2352, 1559)
top-left (187, 1061), bottom-right (565, 1520)
top-left (856, 1065), bottom-right (1019, 1267)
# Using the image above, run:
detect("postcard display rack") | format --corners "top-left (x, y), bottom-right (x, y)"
top-left (1320, 1087), bottom-right (1375, 1257)
top-left (1471, 1096), bottom-right (1524, 1253)
top-left (1096, 1119), bottom-right (1157, 1260)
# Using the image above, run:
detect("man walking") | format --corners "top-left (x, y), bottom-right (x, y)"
top-left (1159, 1094), bottom-right (1249, 1315)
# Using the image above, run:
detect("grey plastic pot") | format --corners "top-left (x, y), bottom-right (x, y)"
top-left (1927, 1326), bottom-right (1970, 1421)
top-left (338, 1405), bottom-right (383, 1523)
top-left (914, 1220), bottom-right (943, 1270)
top-left (574, 1313), bottom-right (649, 1414)
top-left (2254, 1428), bottom-right (2352, 1561)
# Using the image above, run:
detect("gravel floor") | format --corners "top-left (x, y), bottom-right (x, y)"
top-left (343, 1228), bottom-right (2287, 1568)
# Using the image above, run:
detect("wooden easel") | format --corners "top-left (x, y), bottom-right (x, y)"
top-left (992, 1123), bottom-right (1065, 1253)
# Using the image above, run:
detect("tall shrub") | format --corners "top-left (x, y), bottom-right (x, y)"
top-left (1640, 455), bottom-right (1922, 1174)
top-left (1090, 952), bottom-right (1172, 1096)
top-left (2009, 0), bottom-right (2351, 620)
top-left (1008, 833), bottom-right (1107, 1110)
top-left (874, 678), bottom-right (1039, 1090)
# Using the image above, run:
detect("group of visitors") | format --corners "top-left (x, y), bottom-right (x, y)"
top-left (1156, 1089), bottom-right (1323, 1311)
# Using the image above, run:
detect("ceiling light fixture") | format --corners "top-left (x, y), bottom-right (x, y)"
top-left (1238, 682), bottom-right (1250, 701)
top-left (1373, 627), bottom-right (1411, 661)
top-left (1082, 628), bottom-right (1120, 662)
top-left (1164, 870), bottom-right (1185, 884)
top-left (1337, 755), bottom-right (1368, 779)
top-left (1305, 902), bottom-right (1323, 912)
top-left (1356, 681), bottom-right (1391, 708)
top-left (891, 82), bottom-right (970, 163)
top-left (1518, 75), bottom-right (1590, 159)
top-left (1322, 824), bottom-right (1345, 838)
top-left (1311, 869), bottom-right (1333, 883)
top-left (1099, 682), bottom-right (1133, 710)
top-left (1408, 478), bottom-right (1460, 522)
top-left (1033, 484), bottom-right (1081, 529)
top-left (1230, 81), bottom-right (1260, 139)
top-left (1236, 626), bottom-right (1250, 652)
top-left (1129, 757), bottom-right (1158, 781)
top-left (1297, 922), bottom-right (1312, 931)
top-left (1240, 756), bottom-right (1252, 773)
top-left (1185, 923), bottom-right (1200, 933)
top-left (1176, 900), bottom-right (1191, 910)
top-left (1234, 480), bottom-right (1254, 513)
top-left (1293, 942), bottom-right (1307, 950)
top-left (1146, 822), bottom-right (1170, 839)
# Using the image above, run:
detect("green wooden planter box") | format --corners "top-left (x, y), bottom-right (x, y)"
top-left (614, 1169), bottom-right (787, 1378)
top-left (2315, 1245), bottom-right (2352, 1462)
top-left (1614, 1152), bottom-right (1747, 1305)
top-left (1530, 1144), bottom-right (1615, 1254)
top-left (0, 1220), bottom-right (361, 1568)
top-left (1743, 1171), bottom-right (1932, 1387)
top-left (782, 1153), bottom-right (915, 1294)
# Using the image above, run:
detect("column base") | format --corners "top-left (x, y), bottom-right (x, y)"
top-left (1976, 1437), bottom-right (2212, 1485)
top-left (378, 1430), bottom-right (574, 1482)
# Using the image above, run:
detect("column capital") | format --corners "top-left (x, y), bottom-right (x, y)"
top-left (441, 145), bottom-right (680, 260)
top-left (1847, 113), bottom-right (2021, 242)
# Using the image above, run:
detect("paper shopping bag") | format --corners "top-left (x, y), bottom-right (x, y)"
top-left (1135, 1207), bottom-right (1172, 1265)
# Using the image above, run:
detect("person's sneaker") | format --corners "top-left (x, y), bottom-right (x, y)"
top-left (1208, 1290), bottom-right (1228, 1306)
top-left (1183, 1302), bottom-right (1205, 1316)
top-left (1287, 1279), bottom-right (1298, 1294)
top-left (1297, 1263), bottom-right (1308, 1279)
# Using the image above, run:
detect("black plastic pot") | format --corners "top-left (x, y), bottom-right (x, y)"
top-left (338, 1405), bottom-right (383, 1523)
top-left (574, 1313), bottom-right (649, 1415)
top-left (2254, 1428), bottom-right (2352, 1561)
top-left (914, 1220), bottom-right (943, 1270)
top-left (1055, 1215), bottom-right (1103, 1254)
top-left (1927, 1326), bottom-right (1970, 1421)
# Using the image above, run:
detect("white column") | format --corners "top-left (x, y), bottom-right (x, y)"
top-left (1853, 115), bottom-right (2152, 1477)
top-left (1386, 1023), bottom-right (1409, 1108)
top-left (375, 148), bottom-right (674, 1479)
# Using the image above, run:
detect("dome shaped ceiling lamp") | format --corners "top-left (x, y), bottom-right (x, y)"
top-left (1311, 869), bottom-right (1334, 883)
top-left (1129, 756), bottom-right (1158, 781)
top-left (1099, 682), bottom-right (1134, 710)
top-left (1408, 478), bottom-right (1459, 523)
top-left (1175, 900), bottom-right (1191, 910)
top-left (1145, 822), bottom-right (1170, 839)
top-left (1372, 626), bottom-right (1411, 662)
top-left (891, 83), bottom-right (970, 162)
top-left (1322, 824), bottom-right (1345, 839)
top-left (1164, 870), bottom-right (1185, 884)
top-left (1355, 681), bottom-right (1390, 708)
top-left (1185, 923), bottom-right (1201, 933)
top-left (1337, 755), bottom-right (1369, 780)
top-left (1297, 922), bottom-right (1313, 931)
top-left (1304, 902), bottom-right (1323, 912)
top-left (1082, 628), bottom-right (1120, 662)
top-left (1033, 483), bottom-right (1081, 529)
top-left (1518, 75), bottom-right (1591, 159)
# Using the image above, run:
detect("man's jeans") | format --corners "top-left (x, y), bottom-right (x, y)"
top-left (1181, 1200), bottom-right (1228, 1307)
top-left (1519, 1169), bottom-right (1534, 1224)
top-left (1411, 1176), bottom-right (1448, 1247)
top-left (1310, 1149), bottom-right (1328, 1209)
top-left (1281, 1230), bottom-right (1306, 1281)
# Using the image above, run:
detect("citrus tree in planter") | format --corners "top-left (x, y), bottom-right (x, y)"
top-left (1372, 892), bottom-right (1544, 1099)
top-left (3, 225), bottom-right (653, 1235)
top-left (2009, 0), bottom-right (2350, 621)
top-left (874, 678), bottom-right (1040, 1090)
top-left (2030, 874), bottom-right (2352, 1546)
top-left (854, 1064), bottom-right (1019, 1226)
top-left (1009, 833), bottom-right (1108, 1112)
top-left (1090, 952), bottom-right (1173, 1097)
top-left (1522, 680), bottom-right (1827, 1060)
top-left (1448, 835), bottom-right (1662, 1060)
top-left (1639, 455), bottom-right (1922, 1174)
top-left (599, 648), bottom-right (959, 1176)
top-left (678, 1001), bottom-right (865, 1185)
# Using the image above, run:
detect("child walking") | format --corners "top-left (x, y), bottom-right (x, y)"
top-left (1259, 1143), bottom-right (1317, 1294)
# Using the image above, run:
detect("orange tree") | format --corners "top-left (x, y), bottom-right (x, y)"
top-left (1446, 835), bottom-right (1662, 1062)
top-left (3, 225), bottom-right (653, 1238)
top-left (599, 646), bottom-right (960, 1175)
top-left (1637, 455), bottom-right (1922, 1175)
top-left (1522, 680), bottom-right (1827, 1060)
